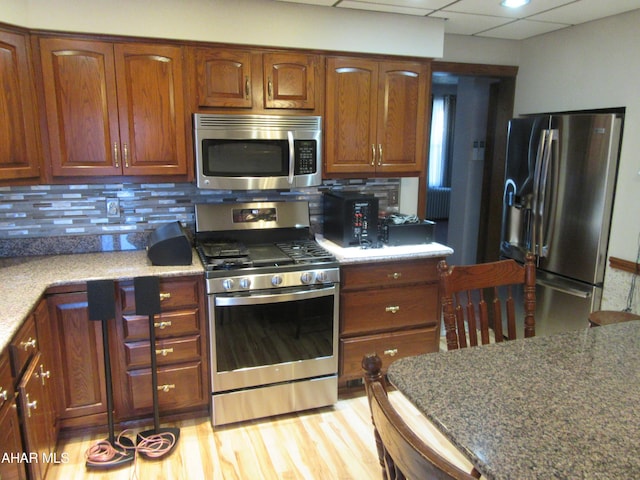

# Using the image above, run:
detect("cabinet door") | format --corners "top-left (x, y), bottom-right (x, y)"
top-left (376, 61), bottom-right (429, 175)
top-left (263, 52), bottom-right (317, 109)
top-left (0, 29), bottom-right (41, 182)
top-left (0, 399), bottom-right (27, 480)
top-left (114, 43), bottom-right (187, 176)
top-left (39, 38), bottom-right (121, 177)
top-left (325, 57), bottom-right (378, 175)
top-left (193, 47), bottom-right (253, 108)
top-left (17, 353), bottom-right (48, 480)
top-left (47, 291), bottom-right (107, 424)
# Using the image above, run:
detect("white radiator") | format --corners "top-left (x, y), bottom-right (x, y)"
top-left (426, 187), bottom-right (451, 219)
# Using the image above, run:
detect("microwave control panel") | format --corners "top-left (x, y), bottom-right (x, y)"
top-left (294, 140), bottom-right (317, 174)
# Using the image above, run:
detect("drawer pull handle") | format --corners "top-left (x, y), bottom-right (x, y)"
top-left (37, 365), bottom-right (51, 386)
top-left (388, 272), bottom-right (402, 280)
top-left (0, 389), bottom-right (7, 401)
top-left (157, 384), bottom-right (175, 393)
top-left (385, 305), bottom-right (400, 314)
top-left (154, 321), bottom-right (172, 330)
top-left (26, 394), bottom-right (37, 417)
top-left (384, 348), bottom-right (398, 357)
top-left (156, 347), bottom-right (174, 357)
top-left (159, 292), bottom-right (171, 301)
top-left (20, 337), bottom-right (37, 351)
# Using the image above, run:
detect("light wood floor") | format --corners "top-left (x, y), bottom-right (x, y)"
top-left (47, 392), bottom-right (382, 480)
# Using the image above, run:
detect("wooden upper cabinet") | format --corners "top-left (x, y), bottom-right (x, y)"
top-left (325, 56), bottom-right (430, 177)
top-left (191, 47), bottom-right (321, 112)
top-left (263, 52), bottom-right (316, 110)
top-left (0, 29), bottom-right (41, 182)
top-left (194, 48), bottom-right (253, 108)
top-left (39, 37), bottom-right (187, 179)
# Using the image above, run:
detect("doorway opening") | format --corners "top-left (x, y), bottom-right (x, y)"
top-left (422, 63), bottom-right (517, 265)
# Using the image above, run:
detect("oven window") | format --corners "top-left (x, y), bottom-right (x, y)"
top-left (214, 293), bottom-right (335, 372)
top-left (202, 139), bottom-right (288, 177)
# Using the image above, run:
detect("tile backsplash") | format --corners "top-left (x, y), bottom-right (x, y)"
top-left (0, 179), bottom-right (399, 257)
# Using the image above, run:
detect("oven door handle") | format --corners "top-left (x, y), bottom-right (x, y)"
top-left (215, 286), bottom-right (336, 306)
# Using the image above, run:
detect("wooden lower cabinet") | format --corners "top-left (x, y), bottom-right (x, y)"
top-left (0, 349), bottom-right (26, 480)
top-left (338, 257), bottom-right (443, 387)
top-left (112, 275), bottom-right (209, 420)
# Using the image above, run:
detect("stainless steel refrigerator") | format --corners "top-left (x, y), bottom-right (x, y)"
top-left (501, 113), bottom-right (622, 337)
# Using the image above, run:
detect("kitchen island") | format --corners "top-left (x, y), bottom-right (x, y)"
top-left (387, 321), bottom-right (640, 479)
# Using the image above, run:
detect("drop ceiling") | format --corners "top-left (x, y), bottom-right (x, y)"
top-left (276, 0), bottom-right (640, 40)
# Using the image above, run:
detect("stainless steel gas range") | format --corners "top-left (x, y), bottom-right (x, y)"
top-left (194, 201), bottom-right (340, 426)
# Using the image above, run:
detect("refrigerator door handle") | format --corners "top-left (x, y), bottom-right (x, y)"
top-left (537, 278), bottom-right (592, 299)
top-left (533, 129), bottom-right (558, 258)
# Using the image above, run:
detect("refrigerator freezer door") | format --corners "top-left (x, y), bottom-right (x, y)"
top-left (536, 114), bottom-right (621, 285)
top-left (511, 270), bottom-right (599, 338)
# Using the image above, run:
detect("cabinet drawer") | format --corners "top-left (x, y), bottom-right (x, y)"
top-left (9, 315), bottom-right (38, 380)
top-left (122, 309), bottom-right (201, 341)
top-left (119, 276), bottom-right (200, 313)
top-left (127, 362), bottom-right (205, 411)
top-left (0, 351), bottom-right (14, 410)
top-left (124, 335), bottom-right (202, 369)
top-left (341, 258), bottom-right (439, 290)
top-left (340, 327), bottom-right (437, 380)
top-left (341, 284), bottom-right (438, 336)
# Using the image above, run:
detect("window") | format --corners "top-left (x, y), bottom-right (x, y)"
top-left (428, 95), bottom-right (456, 188)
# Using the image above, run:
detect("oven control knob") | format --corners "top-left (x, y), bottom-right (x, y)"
top-left (300, 272), bottom-right (315, 284)
top-left (239, 278), bottom-right (251, 289)
top-left (271, 275), bottom-right (283, 287)
top-left (315, 271), bottom-right (327, 283)
top-left (222, 279), bottom-right (234, 290)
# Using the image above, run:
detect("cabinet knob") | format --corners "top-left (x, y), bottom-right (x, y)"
top-left (268, 77), bottom-right (273, 100)
top-left (157, 383), bottom-right (176, 393)
top-left (0, 389), bottom-right (7, 401)
top-left (26, 394), bottom-right (38, 418)
top-left (123, 143), bottom-right (129, 168)
top-left (20, 337), bottom-right (37, 351)
top-left (385, 305), bottom-right (400, 314)
top-left (244, 76), bottom-right (250, 99)
top-left (156, 347), bottom-right (174, 357)
top-left (37, 365), bottom-right (51, 386)
top-left (384, 348), bottom-right (398, 357)
top-left (153, 320), bottom-right (172, 330)
top-left (159, 292), bottom-right (172, 301)
top-left (113, 142), bottom-right (120, 168)
top-left (371, 144), bottom-right (376, 166)
top-left (387, 272), bottom-right (402, 280)
top-left (378, 144), bottom-right (383, 166)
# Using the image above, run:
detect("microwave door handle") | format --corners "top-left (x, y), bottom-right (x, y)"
top-left (287, 130), bottom-right (295, 185)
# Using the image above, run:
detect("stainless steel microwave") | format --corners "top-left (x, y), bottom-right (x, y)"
top-left (194, 114), bottom-right (322, 190)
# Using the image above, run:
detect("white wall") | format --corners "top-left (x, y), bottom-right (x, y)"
top-left (0, 0), bottom-right (27, 25)
top-left (515, 9), bottom-right (640, 311)
top-left (6, 0), bottom-right (444, 58)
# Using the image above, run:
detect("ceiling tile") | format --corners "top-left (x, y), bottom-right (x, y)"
top-left (477, 18), bottom-right (570, 39)
top-left (429, 10), bottom-right (514, 36)
top-left (337, 0), bottom-right (433, 15)
top-left (276, 0), bottom-right (336, 5)
top-left (340, 0), bottom-right (451, 7)
top-left (530, 0), bottom-right (640, 24)
top-left (444, 0), bottom-right (577, 19)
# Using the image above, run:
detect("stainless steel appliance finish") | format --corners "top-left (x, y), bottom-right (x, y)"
top-left (195, 201), bottom-right (340, 426)
top-left (501, 113), bottom-right (622, 336)
top-left (194, 114), bottom-right (322, 191)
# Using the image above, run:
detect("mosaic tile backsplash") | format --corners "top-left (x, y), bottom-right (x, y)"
top-left (0, 180), bottom-right (399, 257)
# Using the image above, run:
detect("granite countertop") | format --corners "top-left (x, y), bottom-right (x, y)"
top-left (387, 321), bottom-right (640, 480)
top-left (315, 235), bottom-right (453, 263)
top-left (0, 250), bottom-right (204, 352)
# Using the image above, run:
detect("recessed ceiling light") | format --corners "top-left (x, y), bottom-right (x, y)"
top-left (501, 0), bottom-right (530, 8)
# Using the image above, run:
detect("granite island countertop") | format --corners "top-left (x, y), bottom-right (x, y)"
top-left (387, 321), bottom-right (640, 480)
top-left (315, 235), bottom-right (453, 263)
top-left (0, 250), bottom-right (204, 352)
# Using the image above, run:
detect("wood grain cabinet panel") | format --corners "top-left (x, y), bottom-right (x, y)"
top-left (39, 37), bottom-right (188, 179)
top-left (338, 258), bottom-right (443, 387)
top-left (325, 56), bottom-right (429, 177)
top-left (189, 47), bottom-right (322, 113)
top-left (0, 28), bottom-right (41, 183)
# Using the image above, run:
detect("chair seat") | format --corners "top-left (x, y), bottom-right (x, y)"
top-left (588, 310), bottom-right (640, 327)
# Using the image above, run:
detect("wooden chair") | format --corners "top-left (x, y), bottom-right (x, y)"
top-left (438, 252), bottom-right (536, 350)
top-left (362, 354), bottom-right (480, 480)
